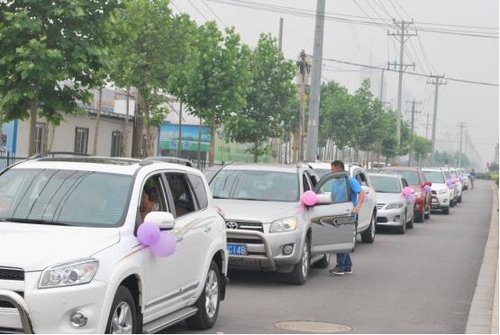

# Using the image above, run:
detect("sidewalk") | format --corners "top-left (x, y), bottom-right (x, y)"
top-left (466, 183), bottom-right (499, 333)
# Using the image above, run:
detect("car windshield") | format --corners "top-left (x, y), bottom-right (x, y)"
top-left (314, 168), bottom-right (330, 178)
top-left (424, 171), bottom-right (445, 183)
top-left (0, 169), bottom-right (132, 227)
top-left (370, 175), bottom-right (401, 193)
top-left (210, 170), bottom-right (299, 202)
top-left (383, 170), bottom-right (420, 185)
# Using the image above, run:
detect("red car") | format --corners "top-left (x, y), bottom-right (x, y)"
top-left (379, 167), bottom-right (432, 222)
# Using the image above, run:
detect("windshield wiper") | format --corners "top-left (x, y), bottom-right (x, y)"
top-left (212, 196), bottom-right (228, 199)
top-left (4, 218), bottom-right (72, 226)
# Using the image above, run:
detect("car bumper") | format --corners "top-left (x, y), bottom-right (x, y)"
top-left (0, 272), bottom-right (109, 334)
top-left (376, 208), bottom-right (405, 227)
top-left (431, 194), bottom-right (450, 210)
top-left (226, 229), bottom-right (303, 271)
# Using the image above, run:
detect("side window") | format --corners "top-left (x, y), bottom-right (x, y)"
top-left (187, 173), bottom-right (208, 209)
top-left (302, 173), bottom-right (311, 191)
top-left (139, 174), bottom-right (168, 223)
top-left (306, 171), bottom-right (319, 187)
top-left (355, 172), bottom-right (369, 187)
top-left (165, 173), bottom-right (196, 218)
top-left (402, 178), bottom-right (409, 187)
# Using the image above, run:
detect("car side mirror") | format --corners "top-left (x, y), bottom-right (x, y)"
top-left (144, 211), bottom-right (175, 231)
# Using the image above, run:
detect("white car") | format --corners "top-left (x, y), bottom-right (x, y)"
top-left (0, 155), bottom-right (228, 333)
top-left (423, 168), bottom-right (452, 214)
top-left (307, 162), bottom-right (377, 244)
top-left (368, 173), bottom-right (414, 234)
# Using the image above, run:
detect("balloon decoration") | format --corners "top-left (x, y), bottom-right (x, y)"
top-left (446, 178), bottom-right (455, 190)
top-left (402, 186), bottom-right (413, 197)
top-left (423, 185), bottom-right (432, 193)
top-left (406, 193), bottom-right (416, 204)
top-left (137, 221), bottom-right (177, 257)
top-left (301, 190), bottom-right (318, 206)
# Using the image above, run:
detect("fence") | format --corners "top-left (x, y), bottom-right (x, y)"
top-left (0, 152), bottom-right (28, 171)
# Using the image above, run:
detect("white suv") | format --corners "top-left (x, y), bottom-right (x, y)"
top-left (0, 155), bottom-right (227, 333)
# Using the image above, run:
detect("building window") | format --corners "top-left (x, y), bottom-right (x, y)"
top-left (35, 123), bottom-right (47, 154)
top-left (74, 127), bottom-right (89, 154)
top-left (111, 131), bottom-right (124, 157)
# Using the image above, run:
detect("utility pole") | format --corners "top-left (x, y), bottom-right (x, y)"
top-left (425, 112), bottom-right (430, 139)
top-left (306, 0), bottom-right (326, 162)
top-left (457, 122), bottom-right (466, 167)
top-left (379, 68), bottom-right (385, 102)
top-left (277, 17), bottom-right (284, 163)
top-left (428, 74), bottom-right (447, 155)
top-left (388, 20), bottom-right (416, 148)
top-left (296, 50), bottom-right (311, 162)
top-left (406, 100), bottom-right (422, 134)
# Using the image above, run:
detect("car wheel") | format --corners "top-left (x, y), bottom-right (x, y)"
top-left (443, 207), bottom-right (450, 215)
top-left (424, 206), bottom-right (431, 219)
top-left (186, 260), bottom-right (221, 330)
top-left (458, 195), bottom-right (462, 203)
top-left (288, 237), bottom-right (310, 285)
top-left (397, 213), bottom-right (407, 234)
top-left (361, 212), bottom-right (376, 243)
top-left (105, 286), bottom-right (138, 334)
top-left (406, 213), bottom-right (414, 229)
top-left (313, 253), bottom-right (330, 269)
top-left (450, 199), bottom-right (456, 207)
top-left (416, 210), bottom-right (425, 223)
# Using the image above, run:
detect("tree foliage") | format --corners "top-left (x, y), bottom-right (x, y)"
top-left (224, 34), bottom-right (296, 162)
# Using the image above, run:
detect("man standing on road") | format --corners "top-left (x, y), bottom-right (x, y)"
top-left (329, 160), bottom-right (365, 276)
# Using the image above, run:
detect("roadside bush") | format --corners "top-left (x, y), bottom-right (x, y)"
top-left (476, 173), bottom-right (491, 180)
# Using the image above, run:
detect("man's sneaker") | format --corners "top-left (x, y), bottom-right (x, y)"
top-left (329, 267), bottom-right (345, 276)
top-left (345, 268), bottom-right (353, 274)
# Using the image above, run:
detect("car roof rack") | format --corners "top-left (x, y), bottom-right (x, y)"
top-left (29, 151), bottom-right (91, 160)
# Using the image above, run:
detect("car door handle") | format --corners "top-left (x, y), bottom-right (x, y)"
top-left (204, 223), bottom-right (212, 233)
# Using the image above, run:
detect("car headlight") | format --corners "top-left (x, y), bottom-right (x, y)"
top-left (270, 216), bottom-right (298, 233)
top-left (386, 202), bottom-right (404, 209)
top-left (438, 189), bottom-right (448, 194)
top-left (39, 259), bottom-right (99, 289)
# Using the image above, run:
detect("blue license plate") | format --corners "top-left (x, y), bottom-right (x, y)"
top-left (227, 243), bottom-right (247, 256)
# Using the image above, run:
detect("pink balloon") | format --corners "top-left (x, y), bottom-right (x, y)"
top-left (137, 222), bottom-right (160, 246)
top-left (423, 185), bottom-right (431, 193)
top-left (301, 191), bottom-right (318, 206)
top-left (150, 232), bottom-right (177, 257)
top-left (406, 193), bottom-right (416, 204)
top-left (402, 187), bottom-right (413, 196)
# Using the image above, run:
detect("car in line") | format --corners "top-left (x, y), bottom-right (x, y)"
top-left (378, 166), bottom-right (432, 222)
top-left (422, 168), bottom-right (452, 214)
top-left (307, 161), bottom-right (377, 244)
top-left (441, 168), bottom-right (461, 206)
top-left (209, 163), bottom-right (357, 285)
top-left (0, 154), bottom-right (227, 333)
top-left (368, 173), bottom-right (414, 234)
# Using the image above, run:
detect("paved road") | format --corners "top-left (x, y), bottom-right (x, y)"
top-left (162, 180), bottom-right (494, 334)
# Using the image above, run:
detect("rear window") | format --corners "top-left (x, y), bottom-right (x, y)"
top-left (383, 170), bottom-right (420, 185)
top-left (370, 175), bottom-right (402, 193)
top-left (424, 171), bottom-right (445, 183)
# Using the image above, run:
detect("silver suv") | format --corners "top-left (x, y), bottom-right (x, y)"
top-left (209, 163), bottom-right (356, 285)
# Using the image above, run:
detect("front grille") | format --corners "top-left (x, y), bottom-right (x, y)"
top-left (0, 291), bottom-right (24, 308)
top-left (228, 237), bottom-right (263, 244)
top-left (377, 217), bottom-right (388, 223)
top-left (225, 220), bottom-right (263, 233)
top-left (431, 190), bottom-right (437, 195)
top-left (0, 267), bottom-right (24, 281)
top-left (376, 203), bottom-right (385, 210)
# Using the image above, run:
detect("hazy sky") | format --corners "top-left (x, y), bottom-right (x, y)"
top-left (172, 0), bottom-right (499, 168)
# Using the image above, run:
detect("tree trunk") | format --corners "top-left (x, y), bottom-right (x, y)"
top-left (254, 139), bottom-right (259, 163)
top-left (131, 89), bottom-right (144, 158)
top-left (92, 87), bottom-right (103, 155)
top-left (196, 118), bottom-right (202, 169)
top-left (28, 100), bottom-right (38, 156)
top-left (209, 116), bottom-right (216, 167)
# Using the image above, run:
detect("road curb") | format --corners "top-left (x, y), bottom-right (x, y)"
top-left (465, 182), bottom-right (499, 333)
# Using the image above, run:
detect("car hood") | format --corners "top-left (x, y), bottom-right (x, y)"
top-left (431, 183), bottom-right (449, 192)
top-left (214, 199), bottom-right (300, 223)
top-left (0, 222), bottom-right (120, 271)
top-left (376, 192), bottom-right (404, 205)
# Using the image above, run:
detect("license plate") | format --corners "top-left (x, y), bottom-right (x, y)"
top-left (228, 243), bottom-right (247, 256)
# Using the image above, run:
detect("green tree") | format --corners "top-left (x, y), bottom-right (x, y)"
top-left (0, 0), bottom-right (119, 155)
top-left (224, 34), bottom-right (296, 162)
top-left (184, 22), bottom-right (250, 166)
top-left (412, 135), bottom-right (432, 165)
top-left (107, 0), bottom-right (196, 157)
top-left (319, 81), bottom-right (360, 151)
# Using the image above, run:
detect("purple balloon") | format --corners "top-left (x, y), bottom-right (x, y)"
top-left (402, 186), bottom-right (413, 196)
top-left (406, 193), bottom-right (416, 204)
top-left (423, 185), bottom-right (431, 193)
top-left (446, 178), bottom-right (455, 189)
top-left (150, 232), bottom-right (177, 257)
top-left (137, 222), bottom-right (161, 246)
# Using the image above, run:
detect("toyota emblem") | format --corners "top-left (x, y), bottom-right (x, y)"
top-left (226, 221), bottom-right (239, 229)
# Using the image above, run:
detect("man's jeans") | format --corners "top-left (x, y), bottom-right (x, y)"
top-left (336, 252), bottom-right (352, 271)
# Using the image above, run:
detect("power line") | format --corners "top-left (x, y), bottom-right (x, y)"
top-left (322, 58), bottom-right (499, 86)
top-left (186, 0), bottom-right (210, 21)
top-left (201, 0), bottom-right (229, 28)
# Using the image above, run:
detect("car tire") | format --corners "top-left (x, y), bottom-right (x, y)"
top-left (450, 199), bottom-right (456, 207)
top-left (186, 260), bottom-right (221, 330)
top-left (416, 211), bottom-right (425, 223)
top-left (443, 207), bottom-right (450, 215)
top-left (424, 206), bottom-right (431, 220)
top-left (397, 214), bottom-right (407, 234)
top-left (406, 214), bottom-right (414, 229)
top-left (352, 222), bottom-right (358, 252)
top-left (458, 195), bottom-right (462, 203)
top-left (287, 237), bottom-right (310, 285)
top-left (313, 253), bottom-right (330, 269)
top-left (360, 212), bottom-right (376, 243)
top-left (105, 286), bottom-right (138, 334)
